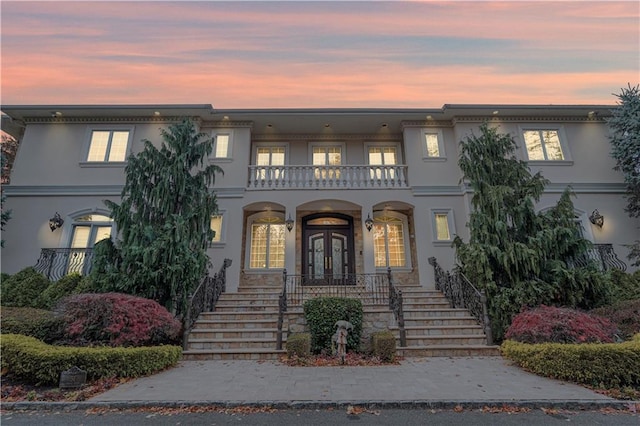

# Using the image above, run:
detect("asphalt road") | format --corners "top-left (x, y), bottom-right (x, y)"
top-left (1, 408), bottom-right (638, 426)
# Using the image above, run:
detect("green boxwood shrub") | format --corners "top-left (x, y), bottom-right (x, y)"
top-left (38, 273), bottom-right (84, 309)
top-left (608, 269), bottom-right (640, 302)
top-left (590, 299), bottom-right (640, 340)
top-left (0, 307), bottom-right (66, 343)
top-left (303, 297), bottom-right (363, 354)
top-left (286, 333), bottom-right (311, 358)
top-left (1, 267), bottom-right (50, 308)
top-left (501, 339), bottom-right (640, 388)
top-left (371, 331), bottom-right (396, 362)
top-left (1, 334), bottom-right (182, 386)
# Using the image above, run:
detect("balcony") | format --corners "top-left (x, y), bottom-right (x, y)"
top-left (570, 244), bottom-right (627, 272)
top-left (34, 248), bottom-right (95, 281)
top-left (247, 164), bottom-right (409, 190)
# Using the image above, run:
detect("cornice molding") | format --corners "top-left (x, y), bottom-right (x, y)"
top-left (401, 120), bottom-right (453, 129)
top-left (452, 116), bottom-right (606, 124)
top-left (3, 185), bottom-right (246, 198)
top-left (252, 133), bottom-right (403, 142)
top-left (201, 120), bottom-right (253, 128)
top-left (23, 116), bottom-right (202, 125)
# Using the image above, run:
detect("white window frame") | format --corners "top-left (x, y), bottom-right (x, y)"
top-left (308, 142), bottom-right (346, 165)
top-left (518, 125), bottom-right (572, 164)
top-left (80, 126), bottom-right (134, 167)
top-left (365, 142), bottom-right (402, 165)
top-left (244, 211), bottom-right (286, 272)
top-left (421, 129), bottom-right (446, 161)
top-left (430, 208), bottom-right (456, 245)
top-left (372, 210), bottom-right (412, 271)
top-left (210, 130), bottom-right (234, 162)
top-left (209, 211), bottom-right (226, 246)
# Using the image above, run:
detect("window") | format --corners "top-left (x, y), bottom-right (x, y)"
top-left (247, 215), bottom-right (285, 269)
top-left (372, 212), bottom-right (409, 268)
top-left (522, 129), bottom-right (565, 161)
top-left (210, 214), bottom-right (224, 243)
top-left (255, 145), bottom-right (286, 180)
top-left (430, 209), bottom-right (455, 243)
top-left (213, 134), bottom-right (230, 158)
top-left (368, 145), bottom-right (398, 179)
top-left (422, 130), bottom-right (445, 159)
top-left (67, 214), bottom-right (113, 275)
top-left (87, 130), bottom-right (130, 162)
top-left (312, 145), bottom-right (343, 179)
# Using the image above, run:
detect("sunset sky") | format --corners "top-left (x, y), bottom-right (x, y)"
top-left (1, 1), bottom-right (638, 108)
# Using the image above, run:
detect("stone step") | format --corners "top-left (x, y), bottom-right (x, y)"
top-left (220, 292), bottom-right (281, 300)
top-left (403, 308), bottom-right (473, 318)
top-left (215, 299), bottom-right (280, 308)
top-left (213, 305), bottom-right (278, 312)
top-left (182, 348), bottom-right (285, 361)
top-left (187, 338), bottom-right (278, 350)
top-left (198, 312), bottom-right (279, 321)
top-left (390, 324), bottom-right (485, 336)
top-left (401, 334), bottom-right (488, 346)
top-left (189, 328), bottom-right (279, 339)
top-left (398, 345), bottom-right (501, 357)
top-left (399, 295), bottom-right (449, 303)
top-left (193, 319), bottom-right (278, 329)
top-left (400, 301), bottom-right (452, 310)
top-left (401, 317), bottom-right (481, 327)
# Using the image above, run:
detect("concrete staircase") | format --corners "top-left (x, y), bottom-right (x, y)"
top-left (183, 282), bottom-right (499, 360)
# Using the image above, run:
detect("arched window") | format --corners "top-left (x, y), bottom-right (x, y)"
top-left (67, 213), bottom-right (113, 275)
top-left (247, 212), bottom-right (285, 270)
top-left (372, 211), bottom-right (410, 269)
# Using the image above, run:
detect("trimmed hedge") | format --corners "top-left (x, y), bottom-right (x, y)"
top-left (303, 297), bottom-right (363, 354)
top-left (1, 334), bottom-right (181, 386)
top-left (501, 339), bottom-right (640, 388)
top-left (1, 267), bottom-right (50, 308)
top-left (371, 331), bottom-right (396, 362)
top-left (38, 273), bottom-right (84, 309)
top-left (0, 307), bottom-right (66, 343)
top-left (286, 333), bottom-right (311, 358)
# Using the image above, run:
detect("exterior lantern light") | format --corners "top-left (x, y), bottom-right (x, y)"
top-left (49, 212), bottom-right (64, 232)
top-left (365, 214), bottom-right (374, 232)
top-left (589, 209), bottom-right (604, 228)
top-left (285, 214), bottom-right (294, 232)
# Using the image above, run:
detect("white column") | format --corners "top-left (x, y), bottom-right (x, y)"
top-left (285, 207), bottom-right (297, 275)
top-left (362, 205), bottom-right (376, 274)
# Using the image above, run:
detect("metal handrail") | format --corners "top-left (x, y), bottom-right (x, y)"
top-left (276, 269), bottom-right (288, 351)
top-left (428, 257), bottom-right (493, 346)
top-left (387, 268), bottom-right (407, 347)
top-left (34, 248), bottom-right (95, 281)
top-left (182, 258), bottom-right (232, 349)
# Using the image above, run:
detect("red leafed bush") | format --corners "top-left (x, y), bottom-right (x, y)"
top-left (505, 305), bottom-right (617, 344)
top-left (56, 293), bottom-right (181, 347)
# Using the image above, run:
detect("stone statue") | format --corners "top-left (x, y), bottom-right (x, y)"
top-left (332, 320), bottom-right (353, 364)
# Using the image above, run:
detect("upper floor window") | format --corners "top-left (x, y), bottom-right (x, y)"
top-left (254, 144), bottom-right (287, 180)
top-left (522, 129), bottom-right (565, 161)
top-left (312, 144), bottom-right (343, 179)
top-left (367, 144), bottom-right (399, 180)
top-left (87, 130), bottom-right (130, 162)
top-left (211, 131), bottom-right (233, 160)
top-left (422, 130), bottom-right (445, 159)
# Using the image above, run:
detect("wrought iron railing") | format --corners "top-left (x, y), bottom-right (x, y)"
top-left (276, 270), bottom-right (406, 349)
top-left (428, 257), bottom-right (493, 346)
top-left (182, 258), bottom-right (232, 349)
top-left (247, 164), bottom-right (409, 190)
top-left (570, 244), bottom-right (627, 272)
top-left (34, 248), bottom-right (95, 281)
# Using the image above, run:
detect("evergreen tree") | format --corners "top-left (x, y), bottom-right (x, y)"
top-left (100, 119), bottom-right (223, 314)
top-left (607, 84), bottom-right (640, 266)
top-left (454, 123), bottom-right (609, 340)
top-left (1, 153), bottom-right (11, 247)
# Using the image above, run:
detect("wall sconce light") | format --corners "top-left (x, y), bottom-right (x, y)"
top-left (49, 212), bottom-right (64, 232)
top-left (285, 214), bottom-right (294, 232)
top-left (365, 214), bottom-right (374, 232)
top-left (589, 209), bottom-right (604, 228)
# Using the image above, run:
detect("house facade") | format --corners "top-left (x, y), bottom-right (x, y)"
top-left (1, 104), bottom-right (636, 292)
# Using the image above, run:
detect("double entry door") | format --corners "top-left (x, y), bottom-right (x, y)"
top-left (303, 214), bottom-right (354, 285)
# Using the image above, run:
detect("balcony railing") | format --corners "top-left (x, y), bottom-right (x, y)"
top-left (570, 244), bottom-right (627, 272)
top-left (247, 164), bottom-right (409, 189)
top-left (34, 248), bottom-right (95, 281)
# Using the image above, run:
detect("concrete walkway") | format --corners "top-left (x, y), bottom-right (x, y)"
top-left (86, 357), bottom-right (618, 408)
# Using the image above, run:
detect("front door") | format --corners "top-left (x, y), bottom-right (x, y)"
top-left (303, 214), bottom-right (354, 285)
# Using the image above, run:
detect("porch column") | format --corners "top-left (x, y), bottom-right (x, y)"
top-left (285, 207), bottom-right (297, 275)
top-left (362, 206), bottom-right (376, 274)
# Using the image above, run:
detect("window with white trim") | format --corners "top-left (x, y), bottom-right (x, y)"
top-left (210, 214), bottom-right (224, 243)
top-left (422, 130), bottom-right (445, 159)
top-left (68, 214), bottom-right (113, 275)
top-left (372, 211), bottom-right (410, 269)
top-left (86, 130), bottom-right (130, 162)
top-left (522, 129), bottom-right (565, 161)
top-left (311, 144), bottom-right (343, 179)
top-left (212, 132), bottom-right (232, 159)
top-left (431, 209), bottom-right (455, 243)
top-left (254, 144), bottom-right (287, 180)
top-left (367, 144), bottom-right (399, 180)
top-left (247, 213), bottom-right (285, 269)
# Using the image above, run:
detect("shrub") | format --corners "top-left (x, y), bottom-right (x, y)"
top-left (1, 334), bottom-right (181, 386)
top-left (1, 267), bottom-right (50, 308)
top-left (72, 276), bottom-right (96, 294)
top-left (303, 297), bottom-right (363, 354)
top-left (371, 331), bottom-right (396, 362)
top-left (501, 339), bottom-right (640, 388)
top-left (56, 293), bottom-right (181, 347)
top-left (0, 307), bottom-right (65, 343)
top-left (504, 305), bottom-right (617, 344)
top-left (590, 299), bottom-right (640, 340)
top-left (286, 333), bottom-right (311, 358)
top-left (38, 273), bottom-right (84, 309)
top-left (608, 270), bottom-right (640, 303)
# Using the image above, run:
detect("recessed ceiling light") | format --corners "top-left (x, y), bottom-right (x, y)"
top-left (492, 110), bottom-right (499, 115)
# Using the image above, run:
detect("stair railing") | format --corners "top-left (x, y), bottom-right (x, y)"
top-left (387, 268), bottom-right (407, 347)
top-left (182, 258), bottom-right (232, 350)
top-left (276, 269), bottom-right (288, 350)
top-left (428, 257), bottom-right (493, 346)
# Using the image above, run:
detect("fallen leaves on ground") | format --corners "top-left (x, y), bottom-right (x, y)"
top-left (346, 405), bottom-right (381, 416)
top-left (1, 376), bottom-right (127, 402)
top-left (85, 405), bottom-right (278, 416)
top-left (280, 352), bottom-right (401, 367)
top-left (481, 405), bottom-right (531, 414)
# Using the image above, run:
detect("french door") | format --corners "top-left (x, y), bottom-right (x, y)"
top-left (302, 214), bottom-right (354, 285)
